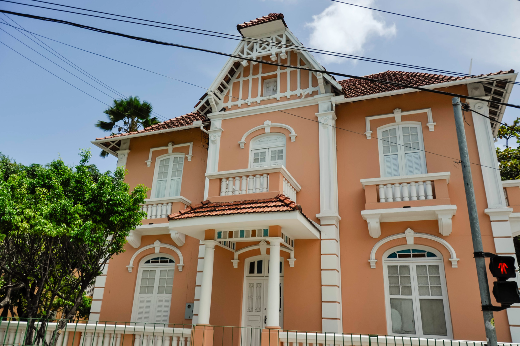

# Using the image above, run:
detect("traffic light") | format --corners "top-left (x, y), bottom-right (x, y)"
top-left (489, 255), bottom-right (520, 305)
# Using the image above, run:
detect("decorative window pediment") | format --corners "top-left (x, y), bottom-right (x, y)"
top-left (239, 120), bottom-right (296, 148)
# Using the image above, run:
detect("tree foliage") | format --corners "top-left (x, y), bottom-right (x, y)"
top-left (96, 96), bottom-right (159, 157)
top-left (0, 150), bottom-right (147, 345)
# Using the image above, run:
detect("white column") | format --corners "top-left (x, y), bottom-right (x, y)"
top-left (204, 119), bottom-right (223, 200)
top-left (316, 100), bottom-right (343, 333)
top-left (468, 83), bottom-right (518, 341)
top-left (197, 240), bottom-right (217, 325)
top-left (266, 238), bottom-right (282, 328)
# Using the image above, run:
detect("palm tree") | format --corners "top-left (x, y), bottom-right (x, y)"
top-left (96, 96), bottom-right (160, 157)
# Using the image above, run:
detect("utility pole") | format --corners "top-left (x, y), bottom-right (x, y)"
top-left (452, 97), bottom-right (497, 346)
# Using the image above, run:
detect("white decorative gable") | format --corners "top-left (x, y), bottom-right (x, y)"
top-left (195, 27), bottom-right (342, 116)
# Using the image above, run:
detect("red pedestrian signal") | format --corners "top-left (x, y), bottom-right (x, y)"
top-left (489, 256), bottom-right (516, 279)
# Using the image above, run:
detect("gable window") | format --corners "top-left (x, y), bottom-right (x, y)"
top-left (132, 255), bottom-right (175, 324)
top-left (152, 154), bottom-right (184, 198)
top-left (250, 133), bottom-right (286, 168)
top-left (378, 124), bottom-right (426, 177)
top-left (263, 78), bottom-right (277, 97)
top-left (384, 247), bottom-right (452, 338)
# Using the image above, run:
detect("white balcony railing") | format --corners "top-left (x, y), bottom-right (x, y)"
top-left (206, 166), bottom-right (300, 202)
top-left (0, 321), bottom-right (192, 346)
top-left (140, 197), bottom-right (191, 219)
top-left (361, 172), bottom-right (451, 203)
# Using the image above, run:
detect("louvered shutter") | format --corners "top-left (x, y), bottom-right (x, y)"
top-left (381, 127), bottom-right (401, 177)
top-left (168, 156), bottom-right (183, 197)
top-left (154, 158), bottom-right (170, 198)
top-left (401, 125), bottom-right (425, 175)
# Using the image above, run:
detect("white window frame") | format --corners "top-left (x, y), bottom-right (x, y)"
top-left (377, 122), bottom-right (427, 178)
top-left (263, 78), bottom-right (277, 97)
top-left (151, 153), bottom-right (185, 199)
top-left (130, 253), bottom-right (176, 323)
top-left (249, 133), bottom-right (286, 169)
top-left (382, 245), bottom-right (453, 339)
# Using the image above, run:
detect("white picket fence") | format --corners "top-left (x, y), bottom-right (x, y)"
top-left (0, 321), bottom-right (192, 346)
top-left (278, 331), bottom-right (520, 346)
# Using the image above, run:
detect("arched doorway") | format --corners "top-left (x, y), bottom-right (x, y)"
top-left (242, 256), bottom-right (284, 346)
top-left (131, 254), bottom-right (176, 324)
top-left (383, 245), bottom-right (453, 338)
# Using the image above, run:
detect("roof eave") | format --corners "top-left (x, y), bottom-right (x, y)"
top-left (332, 73), bottom-right (518, 105)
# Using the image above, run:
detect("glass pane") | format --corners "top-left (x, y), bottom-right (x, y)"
top-left (388, 276), bottom-right (399, 285)
top-left (417, 275), bottom-right (429, 285)
top-left (418, 286), bottom-right (430, 296)
top-left (257, 260), bottom-right (263, 274)
top-left (249, 261), bottom-right (255, 274)
top-left (428, 265), bottom-right (440, 275)
top-left (399, 266), bottom-right (410, 275)
top-left (420, 299), bottom-right (447, 336)
top-left (416, 265), bottom-right (427, 275)
top-left (390, 298), bottom-right (416, 334)
top-left (388, 266), bottom-right (398, 275)
top-left (430, 286), bottom-right (443, 296)
top-left (389, 286), bottom-right (400, 295)
top-left (401, 286), bottom-right (412, 296)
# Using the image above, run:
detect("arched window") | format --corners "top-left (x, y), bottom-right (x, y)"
top-left (152, 154), bottom-right (184, 198)
top-left (378, 123), bottom-right (426, 177)
top-left (249, 133), bottom-right (286, 168)
top-left (131, 254), bottom-right (176, 324)
top-left (383, 246), bottom-right (452, 338)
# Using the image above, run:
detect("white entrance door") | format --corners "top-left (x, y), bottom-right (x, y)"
top-left (132, 256), bottom-right (176, 324)
top-left (243, 258), bottom-right (283, 346)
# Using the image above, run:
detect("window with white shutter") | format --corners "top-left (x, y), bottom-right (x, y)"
top-left (152, 155), bottom-right (184, 198)
top-left (378, 124), bottom-right (426, 177)
top-left (384, 247), bottom-right (452, 338)
top-left (250, 134), bottom-right (286, 168)
top-left (131, 256), bottom-right (175, 324)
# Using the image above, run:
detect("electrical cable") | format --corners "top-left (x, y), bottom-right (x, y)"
top-left (332, 0), bottom-right (520, 41)
top-left (2, 0), bottom-right (519, 89)
top-left (1, 9), bottom-right (518, 111)
top-left (0, 38), bottom-right (109, 106)
top-left (0, 28), bottom-right (502, 172)
top-left (0, 21), bottom-right (206, 91)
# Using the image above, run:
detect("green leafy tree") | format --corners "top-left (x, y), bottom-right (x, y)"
top-left (0, 151), bottom-right (147, 345)
top-left (96, 96), bottom-right (159, 157)
top-left (497, 119), bottom-right (520, 148)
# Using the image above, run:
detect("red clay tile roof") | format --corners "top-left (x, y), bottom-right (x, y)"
top-left (169, 194), bottom-right (303, 220)
top-left (95, 112), bottom-right (208, 141)
top-left (339, 70), bottom-right (514, 99)
top-left (237, 13), bottom-right (287, 31)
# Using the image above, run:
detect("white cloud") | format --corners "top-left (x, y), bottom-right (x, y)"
top-left (306, 0), bottom-right (396, 64)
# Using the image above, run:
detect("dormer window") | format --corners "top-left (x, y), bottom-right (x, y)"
top-left (263, 78), bottom-right (277, 97)
top-left (250, 133), bottom-right (286, 168)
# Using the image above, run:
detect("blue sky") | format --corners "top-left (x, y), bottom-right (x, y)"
top-left (1, 0), bottom-right (520, 173)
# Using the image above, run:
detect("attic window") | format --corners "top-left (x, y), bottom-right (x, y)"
top-left (263, 78), bottom-right (277, 97)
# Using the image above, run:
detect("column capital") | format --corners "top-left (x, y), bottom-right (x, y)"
top-left (267, 237), bottom-right (283, 246)
top-left (203, 240), bottom-right (218, 248)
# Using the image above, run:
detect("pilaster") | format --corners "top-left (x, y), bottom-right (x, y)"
top-left (468, 83), bottom-right (519, 341)
top-left (204, 120), bottom-right (223, 200)
top-left (88, 260), bottom-right (109, 322)
top-left (316, 100), bottom-right (343, 333)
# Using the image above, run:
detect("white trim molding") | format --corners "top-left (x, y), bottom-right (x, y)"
top-left (239, 120), bottom-right (297, 148)
top-left (369, 228), bottom-right (459, 269)
top-left (364, 108), bottom-right (435, 139)
top-left (230, 239), bottom-right (295, 268)
top-left (145, 142), bottom-right (193, 167)
top-left (361, 205), bottom-right (457, 238)
top-left (503, 180), bottom-right (520, 188)
top-left (127, 240), bottom-right (184, 272)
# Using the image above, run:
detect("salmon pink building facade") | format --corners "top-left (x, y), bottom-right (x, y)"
top-left (91, 13), bottom-right (520, 344)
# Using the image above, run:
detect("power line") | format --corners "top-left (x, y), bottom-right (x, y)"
top-left (0, 39), bottom-right (109, 105)
top-left (0, 25), bottom-right (502, 173)
top-left (2, 0), bottom-right (519, 89)
top-left (1, 9), bottom-right (518, 111)
top-left (332, 0), bottom-right (520, 41)
top-left (0, 21), bottom-right (206, 91)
